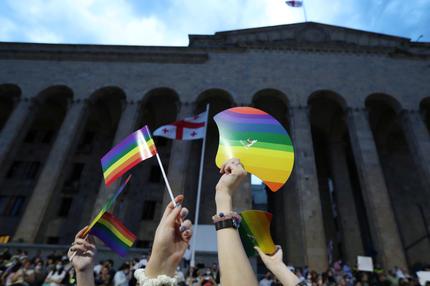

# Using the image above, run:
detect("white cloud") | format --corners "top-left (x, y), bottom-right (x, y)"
top-left (2, 0), bottom-right (178, 45)
top-left (0, 0), bottom-right (429, 45)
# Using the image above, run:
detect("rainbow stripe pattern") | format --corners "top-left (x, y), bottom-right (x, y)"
top-left (83, 175), bottom-right (131, 237)
top-left (214, 107), bottom-right (294, 192)
top-left (90, 212), bottom-right (136, 256)
top-left (238, 210), bottom-right (277, 257)
top-left (101, 125), bottom-right (157, 186)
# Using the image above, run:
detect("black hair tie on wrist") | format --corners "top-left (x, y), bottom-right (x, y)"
top-left (214, 218), bottom-right (240, 231)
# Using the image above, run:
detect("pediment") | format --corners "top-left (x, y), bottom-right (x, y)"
top-left (189, 22), bottom-right (410, 50)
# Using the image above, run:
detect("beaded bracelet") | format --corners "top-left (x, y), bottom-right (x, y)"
top-left (211, 211), bottom-right (242, 224)
top-left (134, 269), bottom-right (178, 286)
top-left (212, 211), bottom-right (242, 231)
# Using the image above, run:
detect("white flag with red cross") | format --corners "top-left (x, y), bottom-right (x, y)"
top-left (285, 0), bottom-right (303, 7)
top-left (153, 111), bottom-right (207, 140)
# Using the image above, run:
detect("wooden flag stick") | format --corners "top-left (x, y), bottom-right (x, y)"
top-left (155, 152), bottom-right (177, 207)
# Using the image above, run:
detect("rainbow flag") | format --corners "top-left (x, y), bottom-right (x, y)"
top-left (238, 210), bottom-right (277, 257)
top-left (101, 125), bottom-right (157, 186)
top-left (83, 175), bottom-right (132, 237)
top-left (214, 107), bottom-right (294, 192)
top-left (89, 212), bottom-right (136, 256)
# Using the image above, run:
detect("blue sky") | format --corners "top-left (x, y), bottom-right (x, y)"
top-left (0, 0), bottom-right (429, 46)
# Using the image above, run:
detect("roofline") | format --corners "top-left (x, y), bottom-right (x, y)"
top-left (207, 21), bottom-right (412, 42)
top-left (0, 41), bottom-right (188, 50)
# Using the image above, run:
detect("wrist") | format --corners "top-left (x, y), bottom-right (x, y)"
top-left (215, 194), bottom-right (232, 212)
top-left (268, 262), bottom-right (289, 275)
top-left (76, 269), bottom-right (94, 285)
top-left (75, 264), bottom-right (94, 274)
top-left (146, 255), bottom-right (176, 278)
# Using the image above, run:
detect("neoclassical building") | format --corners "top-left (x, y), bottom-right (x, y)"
top-left (0, 22), bottom-right (429, 271)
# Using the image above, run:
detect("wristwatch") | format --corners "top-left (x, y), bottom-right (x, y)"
top-left (214, 218), bottom-right (240, 231)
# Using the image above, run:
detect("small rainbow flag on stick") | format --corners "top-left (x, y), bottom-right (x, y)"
top-left (83, 175), bottom-right (132, 237)
top-left (101, 125), bottom-right (157, 187)
top-left (89, 212), bottom-right (136, 256)
top-left (238, 210), bottom-right (277, 257)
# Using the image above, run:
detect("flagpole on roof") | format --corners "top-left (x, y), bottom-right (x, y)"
top-left (302, 0), bottom-right (308, 22)
top-left (190, 103), bottom-right (210, 267)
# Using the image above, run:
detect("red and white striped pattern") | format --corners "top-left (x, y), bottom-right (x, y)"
top-left (153, 111), bottom-right (207, 140)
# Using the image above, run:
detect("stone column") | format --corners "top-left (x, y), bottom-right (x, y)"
top-left (399, 110), bottom-right (430, 201)
top-left (281, 177), bottom-right (305, 265)
top-left (14, 99), bottom-right (89, 242)
top-left (0, 98), bottom-right (37, 177)
top-left (346, 108), bottom-right (407, 269)
top-left (161, 102), bottom-right (194, 208)
top-left (289, 106), bottom-right (328, 271)
top-left (328, 140), bottom-right (364, 265)
top-left (91, 101), bottom-right (141, 217)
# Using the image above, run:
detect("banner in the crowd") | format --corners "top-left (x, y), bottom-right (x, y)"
top-left (214, 107), bottom-right (294, 192)
top-left (154, 111), bottom-right (207, 140)
top-left (101, 125), bottom-right (157, 186)
top-left (357, 256), bottom-right (374, 272)
top-left (89, 212), bottom-right (136, 256)
top-left (417, 271), bottom-right (430, 286)
top-left (238, 210), bottom-right (277, 257)
top-left (83, 175), bottom-right (132, 237)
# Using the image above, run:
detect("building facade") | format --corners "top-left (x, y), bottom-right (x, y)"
top-left (0, 22), bottom-right (429, 271)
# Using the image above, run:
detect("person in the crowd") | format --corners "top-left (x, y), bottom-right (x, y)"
top-left (64, 267), bottom-right (77, 286)
top-left (9, 257), bottom-right (35, 286)
top-left (44, 260), bottom-right (66, 286)
top-left (175, 266), bottom-right (186, 286)
top-left (185, 267), bottom-right (200, 286)
top-left (214, 158), bottom-right (258, 286)
top-left (255, 246), bottom-right (300, 286)
top-left (259, 272), bottom-right (273, 286)
top-left (210, 263), bottom-right (220, 284)
top-left (113, 263), bottom-right (130, 286)
top-left (34, 260), bottom-right (47, 286)
top-left (95, 265), bottom-right (112, 286)
top-left (182, 246), bottom-right (191, 270)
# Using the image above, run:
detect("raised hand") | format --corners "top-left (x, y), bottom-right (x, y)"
top-left (215, 158), bottom-right (247, 212)
top-left (254, 245), bottom-right (283, 268)
top-left (145, 195), bottom-right (193, 278)
top-left (67, 227), bottom-right (96, 273)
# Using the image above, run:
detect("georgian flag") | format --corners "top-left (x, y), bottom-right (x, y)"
top-left (153, 111), bottom-right (207, 140)
top-left (286, 0), bottom-right (303, 7)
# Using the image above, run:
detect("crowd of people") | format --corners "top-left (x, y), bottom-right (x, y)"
top-left (1, 248), bottom-right (428, 286)
top-left (0, 159), bottom-right (429, 286)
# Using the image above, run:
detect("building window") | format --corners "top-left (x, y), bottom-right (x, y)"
top-left (141, 200), bottom-right (157, 220)
top-left (66, 163), bottom-right (84, 185)
top-left (149, 166), bottom-right (161, 183)
top-left (47, 236), bottom-right (59, 244)
top-left (135, 240), bottom-right (152, 248)
top-left (6, 161), bottom-right (40, 180)
top-left (26, 162), bottom-right (40, 180)
top-left (24, 130), bottom-right (37, 143)
top-left (57, 197), bottom-right (73, 217)
top-left (77, 131), bottom-right (95, 153)
top-left (6, 161), bottom-right (22, 178)
top-left (42, 130), bottom-right (55, 144)
top-left (0, 196), bottom-right (25, 216)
